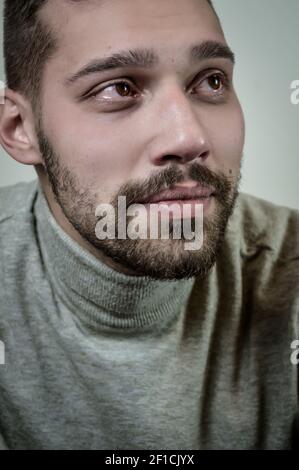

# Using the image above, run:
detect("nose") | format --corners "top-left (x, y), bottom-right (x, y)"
top-left (147, 83), bottom-right (211, 166)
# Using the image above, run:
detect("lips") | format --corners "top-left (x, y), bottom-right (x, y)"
top-left (140, 185), bottom-right (215, 204)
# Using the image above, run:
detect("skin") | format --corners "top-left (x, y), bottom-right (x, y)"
top-left (0, 0), bottom-right (245, 279)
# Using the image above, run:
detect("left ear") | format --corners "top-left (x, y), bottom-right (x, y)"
top-left (0, 87), bottom-right (44, 166)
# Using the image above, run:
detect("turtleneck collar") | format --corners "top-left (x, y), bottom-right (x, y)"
top-left (34, 183), bottom-right (195, 332)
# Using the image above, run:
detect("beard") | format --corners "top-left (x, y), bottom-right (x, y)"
top-left (36, 124), bottom-right (241, 280)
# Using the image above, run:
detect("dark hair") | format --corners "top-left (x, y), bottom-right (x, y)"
top-left (3, 1), bottom-right (57, 111)
top-left (3, 0), bottom-right (217, 111)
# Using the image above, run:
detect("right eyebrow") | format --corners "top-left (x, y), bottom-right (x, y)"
top-left (64, 48), bottom-right (159, 85)
top-left (64, 40), bottom-right (235, 86)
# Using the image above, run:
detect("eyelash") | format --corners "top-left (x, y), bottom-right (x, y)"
top-left (87, 70), bottom-right (231, 104)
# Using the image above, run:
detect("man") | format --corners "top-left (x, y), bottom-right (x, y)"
top-left (0, 0), bottom-right (298, 450)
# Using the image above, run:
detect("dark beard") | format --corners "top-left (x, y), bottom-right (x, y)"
top-left (37, 125), bottom-right (241, 280)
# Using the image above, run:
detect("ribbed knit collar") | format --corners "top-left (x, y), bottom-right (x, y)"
top-left (34, 183), bottom-right (195, 332)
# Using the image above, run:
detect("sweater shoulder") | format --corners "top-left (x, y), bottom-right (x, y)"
top-left (0, 180), bottom-right (39, 225)
top-left (227, 192), bottom-right (299, 261)
top-left (223, 193), bottom-right (299, 318)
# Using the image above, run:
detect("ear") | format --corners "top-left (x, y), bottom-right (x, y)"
top-left (0, 87), bottom-right (43, 166)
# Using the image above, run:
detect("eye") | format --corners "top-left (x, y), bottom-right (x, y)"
top-left (192, 71), bottom-right (230, 98)
top-left (89, 80), bottom-right (138, 104)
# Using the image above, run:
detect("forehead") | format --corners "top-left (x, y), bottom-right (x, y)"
top-left (41, 0), bottom-right (225, 70)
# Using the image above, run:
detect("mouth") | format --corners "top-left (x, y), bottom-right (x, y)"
top-left (139, 185), bottom-right (215, 205)
top-left (137, 185), bottom-right (215, 218)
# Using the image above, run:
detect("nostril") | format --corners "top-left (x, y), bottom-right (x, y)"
top-left (162, 155), bottom-right (181, 162)
top-left (199, 151), bottom-right (209, 161)
top-left (161, 150), bottom-right (209, 164)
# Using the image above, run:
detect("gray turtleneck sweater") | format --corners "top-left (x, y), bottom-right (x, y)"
top-left (0, 180), bottom-right (298, 450)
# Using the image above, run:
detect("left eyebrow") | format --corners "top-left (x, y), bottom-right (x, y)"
top-left (64, 40), bottom-right (235, 85)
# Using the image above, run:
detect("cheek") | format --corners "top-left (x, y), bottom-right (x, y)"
top-left (208, 100), bottom-right (245, 172)
top-left (41, 98), bottom-right (139, 188)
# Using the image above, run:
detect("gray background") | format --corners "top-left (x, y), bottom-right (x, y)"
top-left (0, 0), bottom-right (298, 209)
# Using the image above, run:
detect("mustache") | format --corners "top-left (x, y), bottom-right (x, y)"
top-left (111, 161), bottom-right (236, 208)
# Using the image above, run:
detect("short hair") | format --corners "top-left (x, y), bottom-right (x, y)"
top-left (3, 0), bottom-right (217, 111)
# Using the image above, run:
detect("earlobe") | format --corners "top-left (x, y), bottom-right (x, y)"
top-left (0, 87), bottom-right (43, 166)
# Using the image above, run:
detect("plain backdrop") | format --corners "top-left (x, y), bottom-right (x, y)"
top-left (0, 0), bottom-right (298, 209)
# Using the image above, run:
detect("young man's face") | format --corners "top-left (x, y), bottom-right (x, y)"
top-left (35, 0), bottom-right (245, 279)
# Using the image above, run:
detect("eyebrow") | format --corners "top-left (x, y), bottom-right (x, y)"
top-left (65, 40), bottom-right (235, 85)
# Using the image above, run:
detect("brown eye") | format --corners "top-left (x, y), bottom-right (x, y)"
top-left (115, 82), bottom-right (132, 97)
top-left (191, 71), bottom-right (230, 100)
top-left (90, 80), bottom-right (138, 103)
top-left (207, 74), bottom-right (222, 91)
